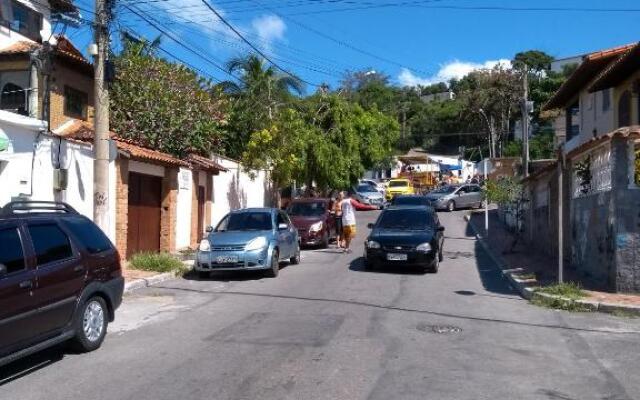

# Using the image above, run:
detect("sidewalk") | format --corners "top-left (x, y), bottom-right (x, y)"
top-left (466, 209), bottom-right (640, 315)
top-left (121, 260), bottom-right (192, 294)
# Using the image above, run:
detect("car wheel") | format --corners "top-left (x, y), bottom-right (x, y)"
top-left (425, 256), bottom-right (439, 274)
top-left (447, 200), bottom-right (456, 212)
top-left (290, 243), bottom-right (301, 265)
top-left (265, 250), bottom-right (280, 278)
top-left (363, 248), bottom-right (373, 270)
top-left (321, 231), bottom-right (330, 249)
top-left (70, 296), bottom-right (108, 352)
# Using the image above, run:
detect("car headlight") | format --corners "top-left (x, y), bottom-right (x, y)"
top-left (367, 240), bottom-right (381, 249)
top-left (246, 236), bottom-right (268, 251)
top-left (199, 239), bottom-right (211, 252)
top-left (309, 221), bottom-right (323, 232)
top-left (416, 242), bottom-right (432, 252)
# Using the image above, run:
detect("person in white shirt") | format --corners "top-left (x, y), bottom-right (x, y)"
top-left (340, 192), bottom-right (356, 253)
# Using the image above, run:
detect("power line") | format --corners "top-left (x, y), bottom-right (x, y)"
top-left (198, 0), bottom-right (320, 87)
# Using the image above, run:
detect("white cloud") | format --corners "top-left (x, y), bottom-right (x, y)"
top-left (251, 14), bottom-right (286, 51)
top-left (398, 59), bottom-right (512, 87)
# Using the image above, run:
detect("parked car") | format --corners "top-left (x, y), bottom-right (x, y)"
top-left (385, 178), bottom-right (415, 201)
top-left (0, 201), bottom-right (124, 368)
top-left (287, 198), bottom-right (335, 248)
top-left (364, 206), bottom-right (445, 273)
top-left (426, 184), bottom-right (484, 211)
top-left (352, 184), bottom-right (385, 208)
top-left (359, 179), bottom-right (386, 195)
top-left (196, 208), bottom-right (300, 278)
top-left (391, 194), bottom-right (433, 208)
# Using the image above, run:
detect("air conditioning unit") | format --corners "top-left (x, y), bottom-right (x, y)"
top-left (53, 169), bottom-right (68, 191)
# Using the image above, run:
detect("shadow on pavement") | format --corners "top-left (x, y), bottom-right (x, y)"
top-left (182, 263), bottom-right (291, 282)
top-left (464, 219), bottom-right (517, 296)
top-left (0, 345), bottom-right (65, 386)
top-left (349, 256), bottom-right (426, 275)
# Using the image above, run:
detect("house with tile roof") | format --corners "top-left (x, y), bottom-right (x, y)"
top-left (522, 42), bottom-right (640, 293)
top-left (0, 1), bottom-right (269, 259)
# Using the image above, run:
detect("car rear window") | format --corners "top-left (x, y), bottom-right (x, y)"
top-left (287, 202), bottom-right (326, 216)
top-left (392, 197), bottom-right (429, 206)
top-left (61, 217), bottom-right (113, 254)
top-left (28, 223), bottom-right (74, 265)
top-left (389, 181), bottom-right (408, 188)
top-left (0, 227), bottom-right (25, 274)
top-left (377, 209), bottom-right (434, 230)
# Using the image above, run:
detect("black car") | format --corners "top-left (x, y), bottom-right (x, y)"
top-left (363, 206), bottom-right (445, 273)
top-left (0, 201), bottom-right (124, 367)
top-left (390, 195), bottom-right (433, 208)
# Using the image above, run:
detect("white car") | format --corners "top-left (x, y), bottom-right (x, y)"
top-left (360, 179), bottom-right (385, 195)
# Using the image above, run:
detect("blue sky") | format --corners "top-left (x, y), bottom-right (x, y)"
top-left (67, 0), bottom-right (640, 91)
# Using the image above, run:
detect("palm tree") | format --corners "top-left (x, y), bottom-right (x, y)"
top-left (219, 54), bottom-right (305, 120)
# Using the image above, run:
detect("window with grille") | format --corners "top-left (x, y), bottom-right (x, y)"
top-left (0, 83), bottom-right (27, 115)
top-left (10, 1), bottom-right (42, 42)
top-left (64, 85), bottom-right (88, 120)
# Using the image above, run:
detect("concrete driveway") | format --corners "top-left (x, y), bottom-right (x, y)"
top-left (2, 210), bottom-right (640, 400)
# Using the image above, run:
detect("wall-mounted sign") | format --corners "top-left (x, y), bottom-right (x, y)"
top-left (179, 170), bottom-right (191, 191)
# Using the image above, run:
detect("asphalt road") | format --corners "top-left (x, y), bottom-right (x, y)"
top-left (2, 211), bottom-right (640, 400)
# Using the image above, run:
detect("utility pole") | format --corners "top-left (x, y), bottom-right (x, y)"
top-left (557, 154), bottom-right (564, 284)
top-left (93, 0), bottom-right (111, 231)
top-left (522, 66), bottom-right (530, 177)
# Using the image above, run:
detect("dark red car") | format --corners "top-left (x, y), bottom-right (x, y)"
top-left (0, 201), bottom-right (124, 367)
top-left (287, 198), bottom-right (336, 248)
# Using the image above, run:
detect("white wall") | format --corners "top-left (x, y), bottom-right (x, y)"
top-left (0, 1), bottom-right (53, 48)
top-left (210, 155), bottom-right (270, 227)
top-left (0, 111), bottom-right (117, 243)
top-left (175, 167), bottom-right (193, 250)
top-left (565, 89), bottom-right (614, 154)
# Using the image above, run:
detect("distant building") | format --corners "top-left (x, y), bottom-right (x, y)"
top-left (420, 91), bottom-right (455, 104)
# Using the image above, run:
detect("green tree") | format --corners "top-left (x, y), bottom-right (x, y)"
top-left (513, 50), bottom-right (554, 75)
top-left (220, 54), bottom-right (305, 159)
top-left (110, 38), bottom-right (226, 158)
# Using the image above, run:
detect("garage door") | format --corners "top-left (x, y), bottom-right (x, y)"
top-left (127, 172), bottom-right (162, 258)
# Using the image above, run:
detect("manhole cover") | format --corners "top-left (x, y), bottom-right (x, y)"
top-left (417, 323), bottom-right (463, 334)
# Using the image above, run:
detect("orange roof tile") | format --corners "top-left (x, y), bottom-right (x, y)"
top-left (55, 121), bottom-right (189, 167)
top-left (589, 43), bottom-right (640, 92)
top-left (0, 38), bottom-right (93, 75)
top-left (543, 43), bottom-right (637, 111)
top-left (187, 154), bottom-right (227, 173)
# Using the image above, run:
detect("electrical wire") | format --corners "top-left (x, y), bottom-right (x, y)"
top-left (198, 0), bottom-right (320, 87)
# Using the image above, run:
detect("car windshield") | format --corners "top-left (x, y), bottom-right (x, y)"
top-left (432, 185), bottom-right (457, 194)
top-left (356, 184), bottom-right (377, 193)
top-left (393, 196), bottom-right (428, 206)
top-left (217, 212), bottom-right (272, 231)
top-left (389, 181), bottom-right (408, 188)
top-left (376, 209), bottom-right (433, 230)
top-left (287, 202), bottom-right (326, 216)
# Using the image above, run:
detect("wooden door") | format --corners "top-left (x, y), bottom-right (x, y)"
top-left (197, 185), bottom-right (205, 241)
top-left (127, 172), bottom-right (162, 258)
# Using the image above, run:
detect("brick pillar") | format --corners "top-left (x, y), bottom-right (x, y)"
top-left (161, 167), bottom-right (178, 253)
top-left (115, 159), bottom-right (129, 260)
top-left (205, 172), bottom-right (213, 231)
top-left (190, 170), bottom-right (200, 249)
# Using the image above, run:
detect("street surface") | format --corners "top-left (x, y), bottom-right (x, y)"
top-left (2, 211), bottom-right (640, 400)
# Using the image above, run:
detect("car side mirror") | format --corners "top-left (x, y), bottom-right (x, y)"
top-left (0, 264), bottom-right (7, 277)
top-left (437, 226), bottom-right (445, 232)
top-left (205, 226), bottom-right (213, 233)
top-left (278, 223), bottom-right (288, 230)
top-left (367, 223), bottom-right (374, 229)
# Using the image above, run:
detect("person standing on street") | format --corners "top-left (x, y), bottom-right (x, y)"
top-left (332, 192), bottom-right (344, 249)
top-left (341, 191), bottom-right (357, 253)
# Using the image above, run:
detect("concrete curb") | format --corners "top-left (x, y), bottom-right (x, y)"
top-left (123, 260), bottom-right (193, 294)
top-left (463, 213), bottom-right (640, 316)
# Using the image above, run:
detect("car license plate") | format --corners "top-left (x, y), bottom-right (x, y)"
top-left (216, 256), bottom-right (238, 264)
top-left (387, 253), bottom-right (408, 261)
